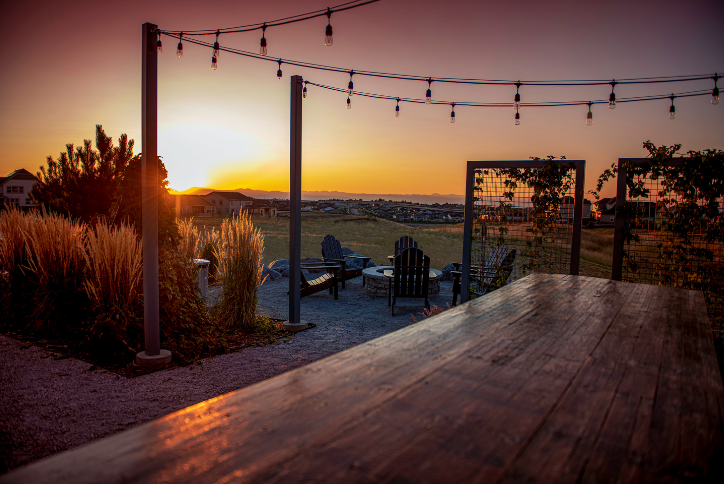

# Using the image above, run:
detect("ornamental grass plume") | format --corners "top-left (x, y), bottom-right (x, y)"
top-left (82, 221), bottom-right (143, 345)
top-left (22, 210), bottom-right (87, 334)
top-left (214, 213), bottom-right (265, 330)
top-left (177, 218), bottom-right (199, 263)
top-left (0, 208), bottom-right (33, 325)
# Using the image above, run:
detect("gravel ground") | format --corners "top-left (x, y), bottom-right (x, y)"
top-left (0, 276), bottom-right (455, 474)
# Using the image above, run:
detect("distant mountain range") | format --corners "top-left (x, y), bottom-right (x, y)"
top-left (177, 187), bottom-right (465, 205)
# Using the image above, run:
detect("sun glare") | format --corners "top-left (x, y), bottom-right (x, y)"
top-left (159, 124), bottom-right (265, 191)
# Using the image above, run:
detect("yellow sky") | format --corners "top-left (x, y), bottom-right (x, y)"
top-left (1, 0), bottom-right (723, 198)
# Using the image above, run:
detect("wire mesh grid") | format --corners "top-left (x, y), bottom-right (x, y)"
top-left (471, 166), bottom-right (578, 295)
top-left (619, 169), bottom-right (724, 322)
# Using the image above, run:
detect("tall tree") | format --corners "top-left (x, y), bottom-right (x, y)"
top-left (31, 125), bottom-right (134, 223)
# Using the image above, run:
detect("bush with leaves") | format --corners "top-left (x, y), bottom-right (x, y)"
top-left (591, 141), bottom-right (724, 311)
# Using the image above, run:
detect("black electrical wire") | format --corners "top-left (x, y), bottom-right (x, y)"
top-left (306, 81), bottom-right (711, 108)
top-left (160, 0), bottom-right (380, 35)
top-left (162, 33), bottom-right (720, 88)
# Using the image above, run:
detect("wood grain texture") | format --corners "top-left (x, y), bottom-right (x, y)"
top-left (3, 274), bottom-right (723, 484)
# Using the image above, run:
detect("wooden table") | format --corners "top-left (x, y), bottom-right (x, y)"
top-left (4, 274), bottom-right (723, 483)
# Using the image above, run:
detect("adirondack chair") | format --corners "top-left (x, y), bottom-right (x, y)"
top-left (389, 247), bottom-right (431, 316)
top-left (387, 236), bottom-right (418, 265)
top-left (321, 235), bottom-right (370, 288)
top-left (451, 246), bottom-right (516, 305)
top-left (293, 264), bottom-right (341, 299)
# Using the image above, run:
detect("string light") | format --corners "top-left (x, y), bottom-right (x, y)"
top-left (395, 98), bottom-right (400, 117)
top-left (156, 32), bottom-right (163, 54)
top-left (348, 71), bottom-right (354, 95)
top-left (260, 24), bottom-right (268, 56)
top-left (669, 94), bottom-right (676, 120)
top-left (515, 109), bottom-right (520, 125)
top-left (176, 33), bottom-right (183, 57)
top-left (303, 81), bottom-right (308, 98)
top-left (713, 74), bottom-right (720, 105)
top-left (586, 102), bottom-right (593, 126)
top-left (277, 59), bottom-right (283, 78)
top-left (211, 31), bottom-right (219, 69)
top-left (347, 96), bottom-right (351, 109)
top-left (425, 78), bottom-right (432, 104)
top-left (450, 103), bottom-right (456, 123)
top-left (609, 80), bottom-right (617, 109)
top-left (514, 81), bottom-right (521, 109)
top-left (325, 8), bottom-right (333, 46)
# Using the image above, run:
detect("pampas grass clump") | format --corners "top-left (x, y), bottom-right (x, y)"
top-left (214, 213), bottom-right (265, 330)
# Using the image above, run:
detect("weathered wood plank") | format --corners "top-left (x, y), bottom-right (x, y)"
top-left (3, 274), bottom-right (722, 484)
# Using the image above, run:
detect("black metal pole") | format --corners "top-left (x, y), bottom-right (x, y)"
top-left (611, 159), bottom-right (627, 281)
top-left (570, 160), bottom-right (585, 275)
top-left (289, 75), bottom-right (303, 326)
top-left (137, 22), bottom-right (171, 368)
top-left (461, 162), bottom-right (475, 303)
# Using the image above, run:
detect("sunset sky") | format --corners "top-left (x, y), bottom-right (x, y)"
top-left (1, 0), bottom-right (722, 198)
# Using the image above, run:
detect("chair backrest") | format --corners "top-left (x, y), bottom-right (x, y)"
top-left (394, 236), bottom-right (418, 257)
top-left (321, 235), bottom-right (343, 260)
top-left (393, 247), bottom-right (430, 298)
top-left (484, 244), bottom-right (508, 269)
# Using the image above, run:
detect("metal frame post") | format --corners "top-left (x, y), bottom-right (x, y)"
top-left (611, 158), bottom-right (627, 281)
top-left (570, 160), bottom-right (586, 275)
top-left (288, 75), bottom-right (304, 328)
top-left (137, 22), bottom-right (171, 368)
top-left (460, 162), bottom-right (475, 303)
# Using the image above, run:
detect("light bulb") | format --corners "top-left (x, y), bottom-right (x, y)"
top-left (713, 87), bottom-right (720, 105)
top-left (156, 36), bottom-right (162, 54)
top-left (586, 111), bottom-right (593, 126)
top-left (213, 43), bottom-right (219, 58)
top-left (325, 24), bottom-right (333, 46)
top-left (425, 89), bottom-right (432, 104)
top-left (347, 97), bottom-right (351, 109)
top-left (450, 111), bottom-right (456, 123)
top-left (669, 105), bottom-right (676, 120)
top-left (260, 25), bottom-right (268, 56)
top-left (395, 105), bottom-right (400, 117)
top-left (609, 92), bottom-right (616, 109)
top-left (348, 81), bottom-right (354, 96)
top-left (514, 93), bottom-right (520, 109)
top-left (176, 42), bottom-right (183, 57)
top-left (211, 55), bottom-right (217, 70)
top-left (303, 86), bottom-right (308, 98)
top-left (277, 60), bottom-right (282, 79)
top-left (515, 112), bottom-right (520, 125)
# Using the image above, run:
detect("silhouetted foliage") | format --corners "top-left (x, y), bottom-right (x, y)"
top-left (30, 125), bottom-right (178, 245)
top-left (31, 125), bottom-right (133, 223)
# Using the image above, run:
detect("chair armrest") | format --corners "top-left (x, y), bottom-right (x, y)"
top-left (303, 265), bottom-right (340, 272)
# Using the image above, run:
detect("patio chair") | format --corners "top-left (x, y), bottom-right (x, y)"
top-left (321, 235), bottom-right (370, 288)
top-left (390, 247), bottom-right (430, 316)
top-left (387, 236), bottom-right (418, 265)
top-left (451, 246), bottom-right (516, 305)
top-left (292, 263), bottom-right (341, 299)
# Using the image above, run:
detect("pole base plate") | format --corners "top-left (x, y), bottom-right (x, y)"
top-left (283, 320), bottom-right (309, 332)
top-left (136, 349), bottom-right (172, 369)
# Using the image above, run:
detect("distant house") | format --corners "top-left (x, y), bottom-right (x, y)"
top-left (203, 191), bottom-right (254, 216)
top-left (593, 197), bottom-right (617, 221)
top-left (248, 199), bottom-right (277, 218)
top-left (0, 168), bottom-right (38, 211)
top-left (172, 195), bottom-right (216, 217)
top-left (558, 196), bottom-right (592, 222)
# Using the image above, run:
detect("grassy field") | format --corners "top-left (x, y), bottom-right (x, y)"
top-left (191, 213), bottom-right (616, 277)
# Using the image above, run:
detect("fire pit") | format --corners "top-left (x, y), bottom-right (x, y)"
top-left (362, 266), bottom-right (442, 298)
